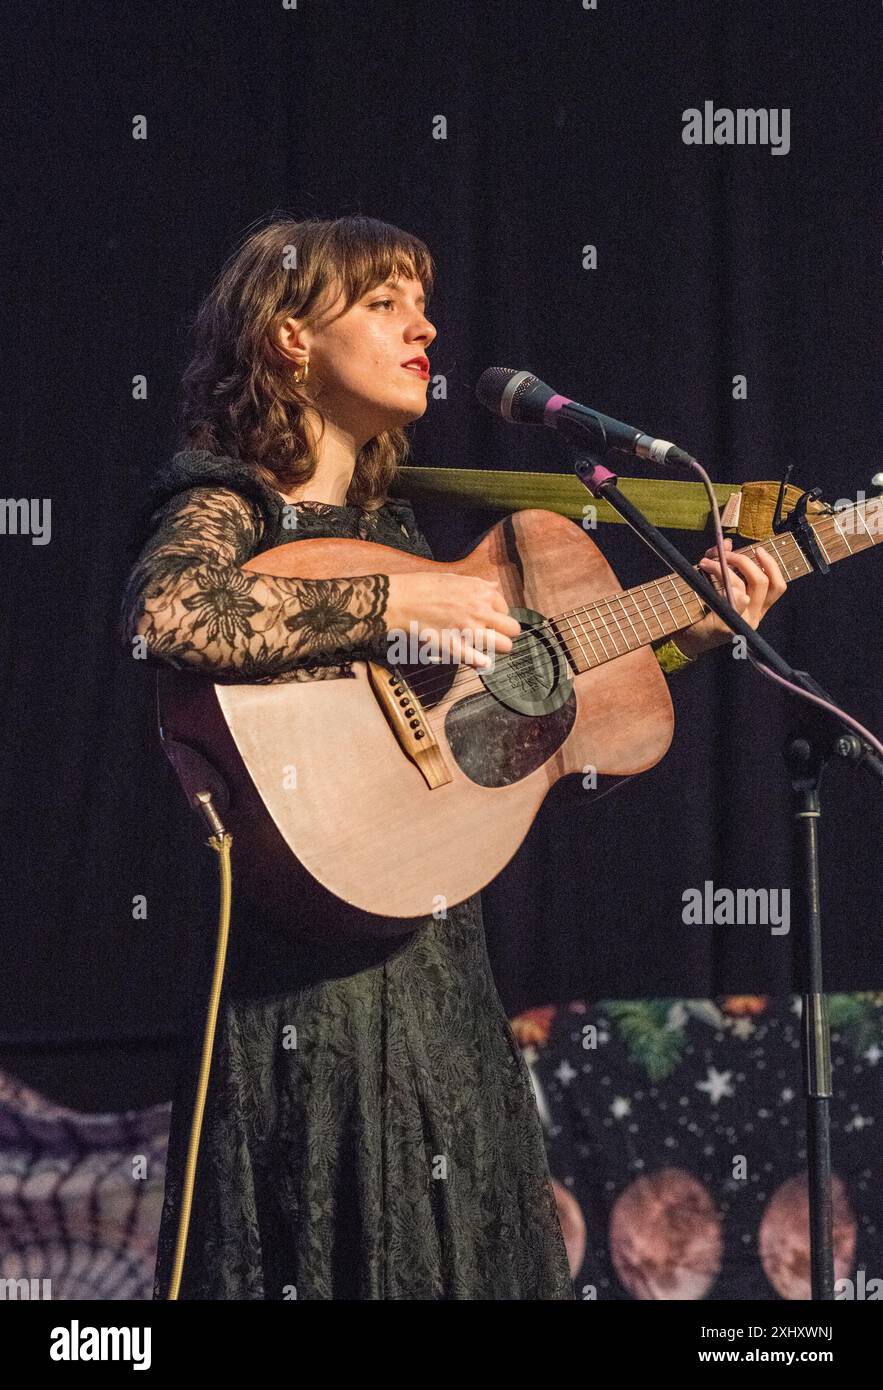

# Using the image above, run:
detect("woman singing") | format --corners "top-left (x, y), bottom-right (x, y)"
top-left (121, 214), bottom-right (785, 1300)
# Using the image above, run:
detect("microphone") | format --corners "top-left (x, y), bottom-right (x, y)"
top-left (475, 367), bottom-right (697, 469)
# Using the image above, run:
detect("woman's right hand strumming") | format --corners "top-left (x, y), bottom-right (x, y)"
top-left (385, 571), bottom-right (522, 670)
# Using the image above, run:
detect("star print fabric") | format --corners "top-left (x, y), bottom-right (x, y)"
top-left (527, 994), bottom-right (883, 1300)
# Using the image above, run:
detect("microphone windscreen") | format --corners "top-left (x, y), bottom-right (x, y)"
top-left (475, 366), bottom-right (520, 414)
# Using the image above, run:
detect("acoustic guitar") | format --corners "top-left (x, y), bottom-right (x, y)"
top-left (157, 497), bottom-right (880, 933)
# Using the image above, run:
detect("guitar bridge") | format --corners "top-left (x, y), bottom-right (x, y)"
top-left (366, 662), bottom-right (452, 789)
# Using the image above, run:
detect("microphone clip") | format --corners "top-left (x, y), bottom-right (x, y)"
top-left (572, 448), bottom-right (619, 498)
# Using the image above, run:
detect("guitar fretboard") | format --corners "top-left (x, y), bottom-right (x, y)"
top-left (549, 498), bottom-right (882, 674)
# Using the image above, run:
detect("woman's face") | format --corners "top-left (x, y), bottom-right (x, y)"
top-left (278, 271), bottom-right (437, 444)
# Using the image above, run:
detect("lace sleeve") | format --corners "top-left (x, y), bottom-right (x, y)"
top-left (120, 486), bottom-right (391, 680)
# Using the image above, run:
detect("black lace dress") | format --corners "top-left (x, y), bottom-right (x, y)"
top-left (123, 449), bottom-right (574, 1301)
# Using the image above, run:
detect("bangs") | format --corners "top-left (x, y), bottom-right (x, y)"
top-left (316, 216), bottom-right (435, 315)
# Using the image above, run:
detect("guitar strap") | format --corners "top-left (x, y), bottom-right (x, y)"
top-left (395, 467), bottom-right (822, 541)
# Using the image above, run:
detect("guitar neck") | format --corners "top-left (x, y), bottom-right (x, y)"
top-left (553, 497), bottom-right (882, 673)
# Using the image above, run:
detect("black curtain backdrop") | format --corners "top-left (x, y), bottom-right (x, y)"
top-left (4, 1), bottom-right (881, 1109)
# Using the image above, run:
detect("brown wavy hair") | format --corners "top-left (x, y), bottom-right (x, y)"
top-left (177, 214), bottom-right (435, 509)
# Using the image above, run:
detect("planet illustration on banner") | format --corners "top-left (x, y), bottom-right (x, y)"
top-left (609, 1167), bottom-right (722, 1300)
top-left (759, 1173), bottom-right (856, 1300)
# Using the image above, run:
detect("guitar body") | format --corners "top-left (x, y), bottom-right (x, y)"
top-left (157, 509), bottom-right (674, 934)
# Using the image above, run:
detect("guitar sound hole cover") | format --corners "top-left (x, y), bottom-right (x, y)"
top-left (479, 606), bottom-right (573, 716)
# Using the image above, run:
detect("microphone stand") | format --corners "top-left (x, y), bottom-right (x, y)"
top-left (572, 444), bottom-right (882, 1302)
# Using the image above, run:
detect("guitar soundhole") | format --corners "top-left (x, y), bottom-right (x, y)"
top-left (478, 607), bottom-right (573, 716)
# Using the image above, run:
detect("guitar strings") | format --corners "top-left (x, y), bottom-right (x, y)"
top-left (383, 504), bottom-right (875, 712)
top-left (396, 584), bottom-right (705, 713)
top-left (414, 590), bottom-right (694, 693)
top-left (393, 525), bottom-right (829, 710)
top-left (398, 541), bottom-right (784, 706)
top-left (472, 507), bottom-right (874, 705)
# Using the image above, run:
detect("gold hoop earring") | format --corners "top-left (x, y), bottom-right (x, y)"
top-left (294, 358), bottom-right (310, 385)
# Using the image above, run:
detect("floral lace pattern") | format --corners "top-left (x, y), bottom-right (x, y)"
top-left (121, 486), bottom-right (393, 684)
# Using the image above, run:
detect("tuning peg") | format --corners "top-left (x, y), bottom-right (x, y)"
top-left (870, 473), bottom-right (883, 497)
